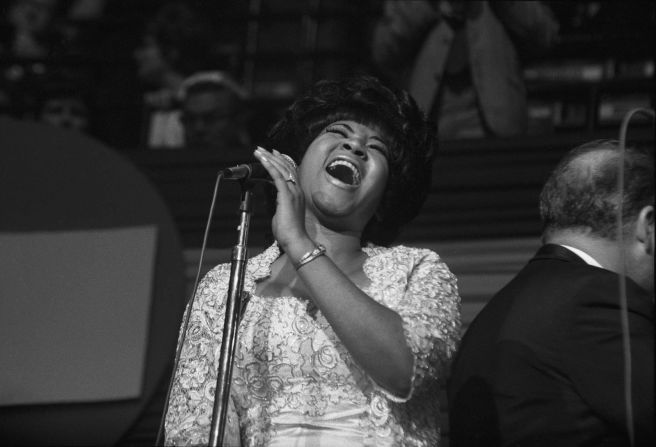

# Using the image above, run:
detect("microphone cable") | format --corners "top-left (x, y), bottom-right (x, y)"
top-left (155, 170), bottom-right (226, 445)
top-left (154, 151), bottom-right (294, 444)
top-left (616, 107), bottom-right (655, 447)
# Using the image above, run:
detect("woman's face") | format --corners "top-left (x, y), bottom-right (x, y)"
top-left (298, 120), bottom-right (390, 233)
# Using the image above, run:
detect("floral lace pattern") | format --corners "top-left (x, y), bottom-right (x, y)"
top-left (165, 243), bottom-right (460, 446)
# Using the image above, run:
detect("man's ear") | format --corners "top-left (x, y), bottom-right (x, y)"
top-left (635, 205), bottom-right (654, 256)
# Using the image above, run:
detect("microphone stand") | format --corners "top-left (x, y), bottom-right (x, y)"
top-left (208, 180), bottom-right (254, 446)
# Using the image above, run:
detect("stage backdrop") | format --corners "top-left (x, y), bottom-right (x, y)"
top-left (0, 117), bottom-right (186, 446)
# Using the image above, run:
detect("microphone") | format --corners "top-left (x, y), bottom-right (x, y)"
top-left (221, 153), bottom-right (297, 181)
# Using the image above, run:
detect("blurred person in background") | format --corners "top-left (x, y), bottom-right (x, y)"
top-left (35, 77), bottom-right (91, 133)
top-left (133, 1), bottom-right (214, 149)
top-left (372, 0), bottom-right (559, 140)
top-left (0, 0), bottom-right (106, 125)
top-left (0, 0), bottom-right (103, 58)
top-left (1, 0), bottom-right (59, 59)
top-left (178, 71), bottom-right (252, 153)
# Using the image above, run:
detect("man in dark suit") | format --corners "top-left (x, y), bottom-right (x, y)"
top-left (448, 140), bottom-right (654, 446)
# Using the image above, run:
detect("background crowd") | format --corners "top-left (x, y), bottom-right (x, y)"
top-left (1, 0), bottom-right (652, 153)
top-left (0, 2), bottom-right (653, 446)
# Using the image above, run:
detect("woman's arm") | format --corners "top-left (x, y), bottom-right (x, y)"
top-left (294, 243), bottom-right (415, 397)
top-left (292, 244), bottom-right (461, 400)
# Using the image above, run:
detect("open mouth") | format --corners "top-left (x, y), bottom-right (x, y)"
top-left (326, 159), bottom-right (361, 186)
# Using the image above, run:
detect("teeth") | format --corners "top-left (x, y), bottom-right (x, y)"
top-left (327, 159), bottom-right (361, 185)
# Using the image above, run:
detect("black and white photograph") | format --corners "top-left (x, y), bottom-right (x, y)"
top-left (1, 1), bottom-right (653, 446)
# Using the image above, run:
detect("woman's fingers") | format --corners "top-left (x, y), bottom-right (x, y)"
top-left (267, 148), bottom-right (296, 181)
top-left (279, 153), bottom-right (298, 173)
top-left (253, 147), bottom-right (283, 184)
top-left (273, 149), bottom-right (298, 174)
top-left (253, 147), bottom-right (306, 247)
top-left (254, 147), bottom-right (297, 189)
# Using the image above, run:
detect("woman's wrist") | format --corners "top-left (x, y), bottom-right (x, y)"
top-left (281, 236), bottom-right (317, 264)
top-left (293, 244), bottom-right (326, 270)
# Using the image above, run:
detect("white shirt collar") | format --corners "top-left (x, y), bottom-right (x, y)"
top-left (560, 244), bottom-right (603, 268)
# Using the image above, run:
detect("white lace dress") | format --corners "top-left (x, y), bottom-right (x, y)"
top-left (165, 243), bottom-right (460, 446)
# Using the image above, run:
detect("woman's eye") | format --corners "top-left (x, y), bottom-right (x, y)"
top-left (369, 145), bottom-right (389, 157)
top-left (326, 126), bottom-right (347, 137)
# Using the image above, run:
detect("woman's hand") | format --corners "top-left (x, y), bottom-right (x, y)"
top-left (253, 147), bottom-right (313, 254)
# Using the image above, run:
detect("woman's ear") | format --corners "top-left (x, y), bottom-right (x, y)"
top-left (635, 205), bottom-right (654, 256)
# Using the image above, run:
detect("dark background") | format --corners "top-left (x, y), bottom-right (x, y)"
top-left (0, 2), bottom-right (653, 445)
top-left (1, 0), bottom-right (653, 247)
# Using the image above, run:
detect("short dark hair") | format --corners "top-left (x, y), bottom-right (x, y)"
top-left (267, 75), bottom-right (437, 246)
top-left (540, 139), bottom-right (654, 239)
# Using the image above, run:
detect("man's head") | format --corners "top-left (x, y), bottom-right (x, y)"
top-left (179, 72), bottom-right (250, 151)
top-left (540, 139), bottom-right (654, 292)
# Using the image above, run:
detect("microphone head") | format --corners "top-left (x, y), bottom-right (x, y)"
top-left (222, 151), bottom-right (297, 181)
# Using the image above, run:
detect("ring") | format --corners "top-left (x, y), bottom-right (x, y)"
top-left (286, 173), bottom-right (296, 185)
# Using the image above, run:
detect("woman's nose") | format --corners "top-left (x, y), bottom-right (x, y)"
top-left (341, 140), bottom-right (367, 159)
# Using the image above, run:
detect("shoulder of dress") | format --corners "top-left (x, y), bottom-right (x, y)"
top-left (205, 258), bottom-right (232, 276)
top-left (364, 244), bottom-right (454, 279)
top-left (200, 262), bottom-right (229, 283)
top-left (203, 243), bottom-right (279, 277)
top-left (246, 243), bottom-right (280, 280)
top-left (369, 244), bottom-right (444, 262)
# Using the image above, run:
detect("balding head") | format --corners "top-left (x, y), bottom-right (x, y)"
top-left (540, 139), bottom-right (653, 240)
top-left (540, 139), bottom-right (654, 292)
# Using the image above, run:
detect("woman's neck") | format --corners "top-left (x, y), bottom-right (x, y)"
top-left (303, 216), bottom-right (363, 264)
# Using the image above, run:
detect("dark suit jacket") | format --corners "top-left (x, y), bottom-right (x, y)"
top-left (448, 244), bottom-right (654, 447)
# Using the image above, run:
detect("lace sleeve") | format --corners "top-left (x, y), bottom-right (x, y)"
top-left (387, 248), bottom-right (461, 402)
top-left (164, 264), bottom-right (241, 446)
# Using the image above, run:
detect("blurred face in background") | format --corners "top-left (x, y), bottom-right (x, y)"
top-left (181, 88), bottom-right (246, 151)
top-left (39, 96), bottom-right (89, 132)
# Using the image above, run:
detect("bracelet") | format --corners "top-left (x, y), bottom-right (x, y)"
top-left (294, 244), bottom-right (326, 270)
